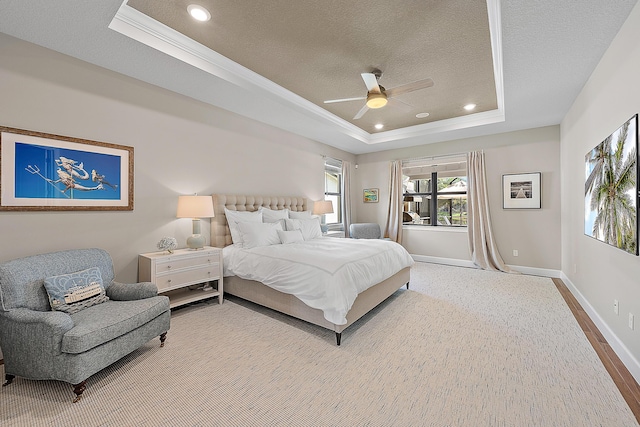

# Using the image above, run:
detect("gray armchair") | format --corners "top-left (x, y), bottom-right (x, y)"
top-left (350, 223), bottom-right (383, 239)
top-left (0, 248), bottom-right (170, 402)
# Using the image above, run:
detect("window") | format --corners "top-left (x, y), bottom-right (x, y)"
top-left (324, 157), bottom-right (342, 226)
top-left (402, 157), bottom-right (467, 227)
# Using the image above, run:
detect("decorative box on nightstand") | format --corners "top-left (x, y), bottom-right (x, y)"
top-left (138, 246), bottom-right (223, 309)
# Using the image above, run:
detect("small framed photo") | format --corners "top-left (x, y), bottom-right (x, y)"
top-left (363, 188), bottom-right (379, 203)
top-left (0, 126), bottom-right (134, 211)
top-left (502, 172), bottom-right (541, 209)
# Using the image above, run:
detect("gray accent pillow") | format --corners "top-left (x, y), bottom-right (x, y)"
top-left (44, 267), bottom-right (109, 314)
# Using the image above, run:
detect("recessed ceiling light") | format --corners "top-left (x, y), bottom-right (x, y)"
top-left (374, 123), bottom-right (384, 130)
top-left (463, 103), bottom-right (476, 111)
top-left (187, 4), bottom-right (211, 22)
top-left (415, 112), bottom-right (430, 118)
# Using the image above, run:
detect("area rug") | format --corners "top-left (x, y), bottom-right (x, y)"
top-left (1, 262), bottom-right (637, 426)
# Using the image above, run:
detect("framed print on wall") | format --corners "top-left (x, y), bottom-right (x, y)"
top-left (502, 172), bottom-right (541, 209)
top-left (584, 114), bottom-right (638, 255)
top-left (363, 188), bottom-right (379, 203)
top-left (0, 126), bottom-right (134, 211)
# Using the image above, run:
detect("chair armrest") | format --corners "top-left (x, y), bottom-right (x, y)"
top-left (0, 308), bottom-right (74, 356)
top-left (106, 281), bottom-right (158, 301)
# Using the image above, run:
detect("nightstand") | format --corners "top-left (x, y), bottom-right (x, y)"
top-left (138, 246), bottom-right (223, 309)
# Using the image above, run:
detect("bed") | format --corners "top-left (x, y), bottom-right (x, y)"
top-left (210, 194), bottom-right (413, 345)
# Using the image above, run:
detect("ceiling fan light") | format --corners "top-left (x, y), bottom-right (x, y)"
top-left (366, 93), bottom-right (388, 109)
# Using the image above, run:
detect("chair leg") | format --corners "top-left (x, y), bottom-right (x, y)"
top-left (72, 380), bottom-right (86, 403)
top-left (3, 374), bottom-right (15, 387)
top-left (160, 332), bottom-right (167, 347)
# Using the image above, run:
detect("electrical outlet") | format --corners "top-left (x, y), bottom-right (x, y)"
top-left (614, 300), bottom-right (619, 315)
top-left (513, 249), bottom-right (519, 257)
top-left (629, 313), bottom-right (635, 330)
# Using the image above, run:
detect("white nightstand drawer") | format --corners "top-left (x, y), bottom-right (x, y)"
top-left (156, 265), bottom-right (219, 292)
top-left (155, 255), bottom-right (218, 274)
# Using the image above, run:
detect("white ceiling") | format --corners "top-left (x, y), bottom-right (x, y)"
top-left (0, 0), bottom-right (637, 154)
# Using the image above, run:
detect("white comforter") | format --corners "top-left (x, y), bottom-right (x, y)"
top-left (223, 237), bottom-right (414, 325)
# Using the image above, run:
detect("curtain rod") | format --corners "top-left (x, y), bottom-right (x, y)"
top-left (401, 151), bottom-right (471, 164)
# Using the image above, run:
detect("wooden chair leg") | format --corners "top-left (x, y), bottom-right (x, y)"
top-left (72, 380), bottom-right (86, 403)
top-left (3, 374), bottom-right (15, 387)
top-left (160, 332), bottom-right (167, 347)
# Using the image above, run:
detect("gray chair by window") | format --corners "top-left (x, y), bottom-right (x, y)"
top-left (349, 223), bottom-right (383, 239)
top-left (0, 248), bottom-right (171, 402)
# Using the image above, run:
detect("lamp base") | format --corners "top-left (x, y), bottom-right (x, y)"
top-left (186, 234), bottom-right (205, 250)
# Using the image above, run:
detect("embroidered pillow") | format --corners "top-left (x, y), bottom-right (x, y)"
top-left (224, 208), bottom-right (263, 246)
top-left (238, 221), bottom-right (283, 249)
top-left (44, 267), bottom-right (109, 314)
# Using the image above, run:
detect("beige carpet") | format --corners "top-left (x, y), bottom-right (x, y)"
top-left (1, 262), bottom-right (637, 426)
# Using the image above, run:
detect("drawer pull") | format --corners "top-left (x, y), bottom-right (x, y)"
top-left (167, 279), bottom-right (172, 283)
top-left (167, 265), bottom-right (172, 269)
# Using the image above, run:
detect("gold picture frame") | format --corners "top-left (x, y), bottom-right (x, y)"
top-left (0, 126), bottom-right (134, 211)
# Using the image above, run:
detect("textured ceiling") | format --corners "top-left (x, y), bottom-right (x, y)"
top-left (0, 1), bottom-right (637, 154)
top-left (126, 0), bottom-right (498, 134)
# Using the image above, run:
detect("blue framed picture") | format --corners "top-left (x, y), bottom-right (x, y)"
top-left (1, 126), bottom-right (133, 211)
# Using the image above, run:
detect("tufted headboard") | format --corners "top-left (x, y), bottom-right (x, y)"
top-left (210, 194), bottom-right (309, 248)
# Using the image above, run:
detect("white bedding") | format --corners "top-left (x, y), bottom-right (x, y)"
top-left (223, 237), bottom-right (414, 325)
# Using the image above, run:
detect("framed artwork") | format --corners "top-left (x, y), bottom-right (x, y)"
top-left (0, 126), bottom-right (134, 211)
top-left (584, 114), bottom-right (638, 255)
top-left (502, 172), bottom-right (541, 209)
top-left (363, 188), bottom-right (379, 203)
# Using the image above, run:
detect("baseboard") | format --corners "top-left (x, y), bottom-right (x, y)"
top-left (561, 272), bottom-right (640, 384)
top-left (411, 255), bottom-right (562, 278)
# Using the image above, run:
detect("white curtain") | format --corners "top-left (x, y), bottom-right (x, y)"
top-left (384, 160), bottom-right (403, 243)
top-left (466, 151), bottom-right (514, 273)
top-left (341, 161), bottom-right (352, 238)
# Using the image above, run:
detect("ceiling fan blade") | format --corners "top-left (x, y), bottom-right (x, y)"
top-left (353, 103), bottom-right (369, 120)
top-left (385, 78), bottom-right (434, 97)
top-left (361, 73), bottom-right (381, 93)
top-left (324, 96), bottom-right (366, 104)
top-left (387, 97), bottom-right (413, 111)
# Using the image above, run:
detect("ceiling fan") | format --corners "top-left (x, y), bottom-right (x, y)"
top-left (324, 69), bottom-right (434, 120)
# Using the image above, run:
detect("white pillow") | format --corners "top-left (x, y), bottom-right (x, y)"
top-left (289, 210), bottom-right (312, 219)
top-left (237, 221), bottom-right (283, 249)
top-left (278, 229), bottom-right (304, 244)
top-left (224, 208), bottom-right (263, 246)
top-left (285, 218), bottom-right (323, 240)
top-left (259, 207), bottom-right (289, 223)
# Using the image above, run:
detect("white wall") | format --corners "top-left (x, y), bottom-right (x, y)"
top-left (0, 33), bottom-right (355, 284)
top-left (354, 126), bottom-right (562, 271)
top-left (561, 1), bottom-right (640, 380)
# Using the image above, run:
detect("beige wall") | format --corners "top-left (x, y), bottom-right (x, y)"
top-left (561, 1), bottom-right (640, 378)
top-left (0, 34), bottom-right (355, 283)
top-left (354, 126), bottom-right (562, 271)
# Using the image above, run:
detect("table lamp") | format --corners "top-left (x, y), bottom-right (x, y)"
top-left (176, 195), bottom-right (215, 249)
top-left (313, 200), bottom-right (334, 233)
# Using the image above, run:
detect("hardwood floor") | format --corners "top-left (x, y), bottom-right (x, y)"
top-left (553, 278), bottom-right (640, 423)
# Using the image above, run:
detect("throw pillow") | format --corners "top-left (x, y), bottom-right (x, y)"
top-left (288, 210), bottom-right (312, 219)
top-left (278, 229), bottom-right (304, 244)
top-left (285, 217), bottom-right (323, 240)
top-left (44, 267), bottom-right (109, 314)
top-left (259, 207), bottom-right (289, 223)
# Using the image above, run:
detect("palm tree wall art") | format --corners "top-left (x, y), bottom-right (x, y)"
top-left (584, 114), bottom-right (639, 255)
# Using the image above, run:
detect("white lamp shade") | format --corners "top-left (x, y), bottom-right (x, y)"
top-left (176, 195), bottom-right (215, 218)
top-left (313, 200), bottom-right (334, 215)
